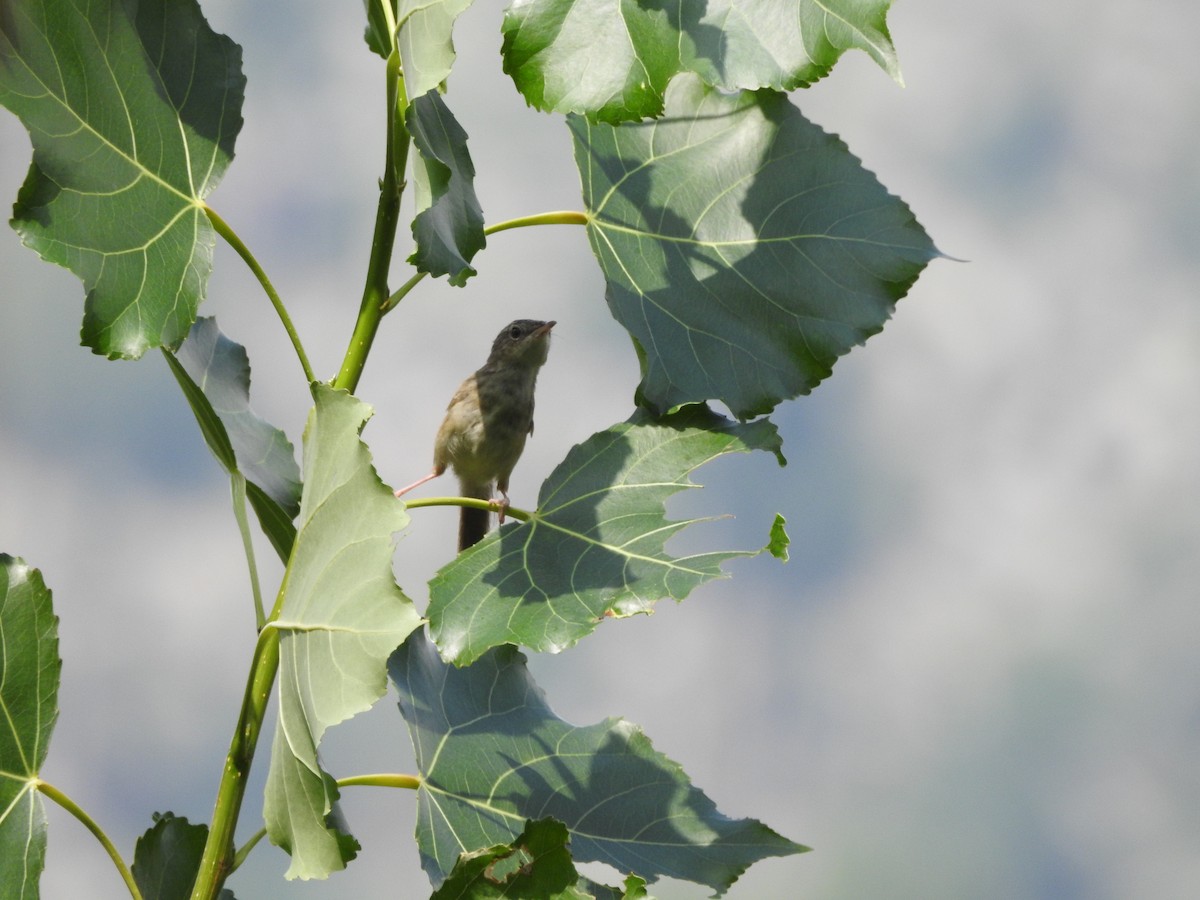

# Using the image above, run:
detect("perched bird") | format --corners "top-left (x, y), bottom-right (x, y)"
top-left (394, 319), bottom-right (555, 550)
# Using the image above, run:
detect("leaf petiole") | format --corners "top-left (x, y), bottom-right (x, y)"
top-left (337, 773), bottom-right (422, 790)
top-left (399, 496), bottom-right (531, 522)
top-left (37, 780), bottom-right (143, 900)
top-left (203, 204), bottom-right (316, 383)
top-left (484, 210), bottom-right (589, 235)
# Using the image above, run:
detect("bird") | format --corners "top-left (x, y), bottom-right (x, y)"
top-left (394, 319), bottom-right (555, 550)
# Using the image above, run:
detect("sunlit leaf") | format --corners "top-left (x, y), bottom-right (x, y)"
top-left (0, 0), bottom-right (244, 359)
top-left (429, 404), bottom-right (784, 665)
top-left (397, 0), bottom-right (475, 100)
top-left (570, 74), bottom-right (939, 418)
top-left (501, 0), bottom-right (900, 123)
top-left (165, 317), bottom-right (301, 560)
top-left (392, 633), bottom-right (807, 893)
top-left (263, 386), bottom-right (423, 879)
top-left (0, 555), bottom-right (60, 898)
top-left (132, 812), bottom-right (236, 900)
top-left (407, 90), bottom-right (485, 286)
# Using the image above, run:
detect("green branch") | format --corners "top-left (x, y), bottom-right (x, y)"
top-left (334, 50), bottom-right (410, 393)
top-left (204, 204), bottom-right (315, 383)
top-left (38, 780), bottom-right (143, 900)
top-left (189, 624), bottom-right (281, 900)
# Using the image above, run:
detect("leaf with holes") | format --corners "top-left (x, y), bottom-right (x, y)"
top-left (0, 0), bottom-right (244, 358)
top-left (262, 385), bottom-right (423, 879)
top-left (570, 74), bottom-right (939, 418)
top-left (392, 633), bottom-right (807, 894)
top-left (428, 405), bottom-right (786, 666)
top-left (501, 0), bottom-right (901, 123)
top-left (0, 555), bottom-right (60, 898)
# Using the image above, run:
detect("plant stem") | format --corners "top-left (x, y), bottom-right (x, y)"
top-left (204, 204), bottom-right (316, 384)
top-left (189, 624), bottom-right (281, 900)
top-left (38, 780), bottom-right (143, 900)
top-left (333, 50), bottom-right (410, 394)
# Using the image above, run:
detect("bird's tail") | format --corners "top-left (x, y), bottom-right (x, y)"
top-left (458, 481), bottom-right (492, 551)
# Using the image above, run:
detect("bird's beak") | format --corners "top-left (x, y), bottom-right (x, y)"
top-left (535, 321), bottom-right (556, 338)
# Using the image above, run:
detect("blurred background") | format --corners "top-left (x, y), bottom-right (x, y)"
top-left (2, 1), bottom-right (1197, 897)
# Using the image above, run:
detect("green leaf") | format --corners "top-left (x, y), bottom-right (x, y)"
top-left (396, 0), bottom-right (475, 102)
top-left (0, 0), bottom-right (244, 359)
top-left (165, 317), bottom-right (301, 560)
top-left (767, 513), bottom-right (790, 562)
top-left (430, 819), bottom-right (591, 900)
top-left (0, 555), bottom-right (60, 898)
top-left (391, 633), bottom-right (807, 894)
top-left (407, 90), bottom-right (486, 287)
top-left (570, 74), bottom-right (939, 418)
top-left (132, 812), bottom-right (236, 900)
top-left (501, 0), bottom-right (900, 123)
top-left (429, 404), bottom-right (784, 666)
top-left (263, 385), bottom-right (423, 880)
top-left (363, 0), bottom-right (396, 58)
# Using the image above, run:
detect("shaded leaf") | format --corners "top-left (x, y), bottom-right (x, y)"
top-left (0, 0), bottom-right (244, 359)
top-left (263, 385), bottom-right (423, 879)
top-left (0, 555), bottom-right (60, 899)
top-left (570, 74), bottom-right (939, 418)
top-left (165, 317), bottom-right (301, 560)
top-left (396, 0), bottom-right (475, 101)
top-left (392, 633), bottom-right (807, 894)
top-left (430, 819), bottom-right (590, 899)
top-left (407, 90), bottom-right (486, 286)
top-left (429, 405), bottom-right (784, 665)
top-left (363, 0), bottom-right (396, 58)
top-left (501, 0), bottom-right (900, 123)
top-left (132, 812), bottom-right (236, 900)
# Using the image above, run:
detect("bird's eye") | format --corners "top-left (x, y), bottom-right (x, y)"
top-left (508, 324), bottom-right (523, 340)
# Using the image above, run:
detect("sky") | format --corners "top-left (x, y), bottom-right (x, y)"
top-left (2, 1), bottom-right (1198, 898)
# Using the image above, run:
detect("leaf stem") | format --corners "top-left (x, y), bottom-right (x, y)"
top-left (484, 210), bottom-right (589, 235)
top-left (333, 50), bottom-right (410, 393)
top-left (37, 780), bottom-right (143, 900)
top-left (203, 204), bottom-right (315, 384)
top-left (231, 827), bottom-right (267, 872)
top-left (400, 495), bottom-right (531, 522)
top-left (337, 773), bottom-right (422, 790)
top-left (230, 474), bottom-right (267, 630)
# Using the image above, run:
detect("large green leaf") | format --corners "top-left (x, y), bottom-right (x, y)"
top-left (407, 90), bottom-right (486, 286)
top-left (0, 0), bottom-right (244, 359)
top-left (392, 633), bottom-right (807, 894)
top-left (132, 812), bottom-right (236, 900)
top-left (165, 317), bottom-right (301, 561)
top-left (0, 555), bottom-right (60, 899)
top-left (428, 405), bottom-right (785, 666)
top-left (570, 74), bottom-right (939, 419)
top-left (262, 385), bottom-right (423, 879)
top-left (501, 0), bottom-right (900, 123)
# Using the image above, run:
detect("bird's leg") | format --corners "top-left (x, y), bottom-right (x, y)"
top-left (394, 469), bottom-right (441, 498)
top-left (493, 489), bottom-right (511, 524)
